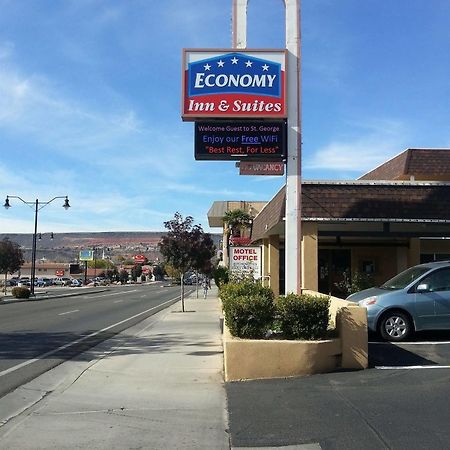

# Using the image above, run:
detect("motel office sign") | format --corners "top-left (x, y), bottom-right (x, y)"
top-left (182, 49), bottom-right (287, 120)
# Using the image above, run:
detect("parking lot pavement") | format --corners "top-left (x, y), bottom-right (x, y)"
top-left (368, 330), bottom-right (450, 368)
top-left (226, 366), bottom-right (450, 450)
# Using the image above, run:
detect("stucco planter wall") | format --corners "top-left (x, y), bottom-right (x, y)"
top-left (223, 293), bottom-right (368, 381)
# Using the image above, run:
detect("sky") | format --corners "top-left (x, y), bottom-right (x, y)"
top-left (1, 0), bottom-right (449, 234)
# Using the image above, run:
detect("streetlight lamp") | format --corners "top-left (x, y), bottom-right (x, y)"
top-left (4, 195), bottom-right (70, 297)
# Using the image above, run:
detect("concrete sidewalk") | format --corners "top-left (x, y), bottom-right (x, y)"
top-left (0, 286), bottom-right (229, 449)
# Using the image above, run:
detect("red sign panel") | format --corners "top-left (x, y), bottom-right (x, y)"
top-left (239, 161), bottom-right (285, 176)
top-left (55, 270), bottom-right (65, 276)
top-left (182, 49), bottom-right (286, 120)
top-left (133, 254), bottom-right (146, 264)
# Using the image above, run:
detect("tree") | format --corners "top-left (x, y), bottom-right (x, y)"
top-left (222, 209), bottom-right (253, 238)
top-left (131, 264), bottom-right (142, 281)
top-left (152, 264), bottom-right (165, 281)
top-left (0, 238), bottom-right (24, 294)
top-left (118, 269), bottom-right (129, 284)
top-left (159, 212), bottom-right (216, 311)
top-left (222, 209), bottom-right (253, 266)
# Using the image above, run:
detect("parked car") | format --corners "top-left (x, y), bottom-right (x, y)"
top-left (70, 278), bottom-right (83, 287)
top-left (18, 277), bottom-right (31, 287)
top-left (35, 278), bottom-right (53, 287)
top-left (54, 277), bottom-right (71, 286)
top-left (347, 261), bottom-right (450, 341)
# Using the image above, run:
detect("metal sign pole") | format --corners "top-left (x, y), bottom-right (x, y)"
top-left (284, 0), bottom-right (302, 294)
top-left (232, 0), bottom-right (248, 49)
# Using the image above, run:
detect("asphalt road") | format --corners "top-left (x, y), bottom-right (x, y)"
top-left (0, 283), bottom-right (193, 399)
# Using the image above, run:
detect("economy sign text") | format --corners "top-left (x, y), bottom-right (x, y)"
top-left (182, 49), bottom-right (286, 120)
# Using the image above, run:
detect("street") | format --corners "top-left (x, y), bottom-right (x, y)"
top-left (0, 283), bottom-right (193, 399)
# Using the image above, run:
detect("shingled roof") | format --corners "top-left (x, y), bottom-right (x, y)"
top-left (251, 181), bottom-right (450, 241)
top-left (359, 148), bottom-right (450, 181)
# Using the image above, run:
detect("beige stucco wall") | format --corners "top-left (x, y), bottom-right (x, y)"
top-left (301, 223), bottom-right (318, 291)
top-left (223, 294), bottom-right (368, 381)
top-left (223, 326), bottom-right (341, 381)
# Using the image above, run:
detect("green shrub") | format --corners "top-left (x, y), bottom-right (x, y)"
top-left (11, 286), bottom-right (31, 299)
top-left (276, 294), bottom-right (330, 340)
top-left (220, 280), bottom-right (275, 339)
top-left (213, 265), bottom-right (229, 287)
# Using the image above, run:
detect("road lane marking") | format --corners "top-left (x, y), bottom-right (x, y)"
top-left (113, 300), bottom-right (123, 303)
top-left (88, 290), bottom-right (137, 299)
top-left (0, 294), bottom-right (181, 378)
top-left (58, 310), bottom-right (79, 316)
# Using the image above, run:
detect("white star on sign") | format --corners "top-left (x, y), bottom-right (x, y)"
top-left (262, 64), bottom-right (269, 71)
top-left (217, 60), bottom-right (225, 67)
top-left (204, 63), bottom-right (211, 71)
top-left (245, 60), bottom-right (253, 67)
top-left (231, 57), bottom-right (239, 64)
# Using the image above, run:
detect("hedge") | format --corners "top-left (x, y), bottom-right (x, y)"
top-left (11, 286), bottom-right (31, 299)
top-left (276, 293), bottom-right (330, 340)
top-left (221, 280), bottom-right (274, 339)
top-left (220, 280), bottom-right (331, 340)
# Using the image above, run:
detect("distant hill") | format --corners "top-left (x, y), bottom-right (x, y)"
top-left (0, 231), bottom-right (222, 263)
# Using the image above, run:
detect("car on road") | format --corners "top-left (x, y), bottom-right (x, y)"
top-left (347, 261), bottom-right (450, 341)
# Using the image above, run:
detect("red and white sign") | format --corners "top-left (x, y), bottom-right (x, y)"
top-left (133, 254), bottom-right (146, 264)
top-left (239, 161), bottom-right (284, 176)
top-left (182, 49), bottom-right (286, 120)
top-left (55, 270), bottom-right (65, 277)
top-left (229, 246), bottom-right (262, 279)
top-left (229, 236), bottom-right (252, 246)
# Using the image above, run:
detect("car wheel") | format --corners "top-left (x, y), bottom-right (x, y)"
top-left (379, 311), bottom-right (412, 342)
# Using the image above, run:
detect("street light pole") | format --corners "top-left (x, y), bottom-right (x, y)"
top-left (4, 195), bottom-right (70, 297)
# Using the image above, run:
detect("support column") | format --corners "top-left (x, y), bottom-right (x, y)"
top-left (408, 238), bottom-right (421, 267)
top-left (301, 222), bottom-right (318, 291)
top-left (268, 235), bottom-right (280, 297)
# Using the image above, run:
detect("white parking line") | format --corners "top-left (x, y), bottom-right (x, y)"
top-left (113, 300), bottom-right (123, 303)
top-left (0, 294), bottom-right (180, 378)
top-left (369, 341), bottom-right (450, 345)
top-left (376, 365), bottom-right (450, 370)
top-left (58, 310), bottom-right (79, 316)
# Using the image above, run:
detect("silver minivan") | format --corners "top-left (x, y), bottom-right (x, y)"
top-left (347, 261), bottom-right (450, 341)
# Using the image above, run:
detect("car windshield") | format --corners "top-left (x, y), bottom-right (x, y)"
top-left (381, 266), bottom-right (431, 290)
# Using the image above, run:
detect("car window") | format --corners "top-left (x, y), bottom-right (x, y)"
top-left (419, 268), bottom-right (450, 292)
top-left (381, 266), bottom-right (431, 290)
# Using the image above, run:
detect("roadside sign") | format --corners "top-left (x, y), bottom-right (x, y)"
top-left (55, 270), bottom-right (65, 277)
top-left (239, 160), bottom-right (284, 176)
top-left (229, 246), bottom-right (262, 279)
top-left (182, 49), bottom-right (286, 120)
top-left (79, 250), bottom-right (94, 261)
top-left (134, 254), bottom-right (146, 264)
top-left (194, 120), bottom-right (286, 160)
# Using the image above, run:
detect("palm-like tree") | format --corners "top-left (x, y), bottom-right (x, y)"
top-left (221, 209), bottom-right (253, 267)
top-left (222, 209), bottom-right (253, 238)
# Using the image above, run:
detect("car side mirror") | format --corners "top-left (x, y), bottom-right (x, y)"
top-left (416, 283), bottom-right (429, 293)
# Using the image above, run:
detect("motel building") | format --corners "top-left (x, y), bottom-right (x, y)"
top-left (208, 148), bottom-right (450, 297)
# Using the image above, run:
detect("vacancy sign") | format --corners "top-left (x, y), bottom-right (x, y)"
top-left (182, 49), bottom-right (286, 120)
top-left (229, 246), bottom-right (262, 279)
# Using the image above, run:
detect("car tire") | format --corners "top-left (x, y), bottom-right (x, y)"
top-left (379, 310), bottom-right (413, 342)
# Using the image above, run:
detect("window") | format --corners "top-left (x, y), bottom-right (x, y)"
top-left (420, 268), bottom-right (450, 292)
